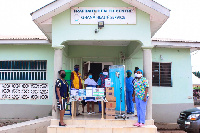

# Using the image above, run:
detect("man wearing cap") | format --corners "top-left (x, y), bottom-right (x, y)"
top-left (126, 70), bottom-right (134, 114)
top-left (71, 65), bottom-right (83, 116)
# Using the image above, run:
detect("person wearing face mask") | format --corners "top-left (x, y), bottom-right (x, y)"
top-left (84, 71), bottom-right (97, 114)
top-left (125, 70), bottom-right (134, 114)
top-left (97, 68), bottom-right (109, 113)
top-left (71, 65), bottom-right (83, 116)
top-left (132, 69), bottom-right (149, 127)
top-left (55, 70), bottom-right (69, 126)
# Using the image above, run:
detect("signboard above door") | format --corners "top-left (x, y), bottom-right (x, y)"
top-left (71, 7), bottom-right (136, 25)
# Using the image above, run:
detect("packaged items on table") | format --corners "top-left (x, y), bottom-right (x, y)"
top-left (86, 87), bottom-right (93, 97)
top-left (78, 89), bottom-right (86, 96)
top-left (71, 88), bottom-right (79, 96)
top-left (93, 88), bottom-right (104, 96)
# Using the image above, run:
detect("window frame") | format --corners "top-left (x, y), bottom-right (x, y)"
top-left (0, 60), bottom-right (47, 81)
top-left (152, 62), bottom-right (172, 87)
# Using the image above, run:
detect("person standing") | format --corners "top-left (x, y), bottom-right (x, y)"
top-left (133, 69), bottom-right (149, 127)
top-left (55, 70), bottom-right (69, 126)
top-left (71, 65), bottom-right (83, 116)
top-left (126, 70), bottom-right (134, 114)
top-left (84, 71), bottom-right (97, 114)
top-left (97, 68), bottom-right (109, 113)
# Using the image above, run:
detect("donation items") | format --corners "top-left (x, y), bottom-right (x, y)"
top-left (105, 87), bottom-right (116, 119)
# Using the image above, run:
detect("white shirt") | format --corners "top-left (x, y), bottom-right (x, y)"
top-left (84, 78), bottom-right (98, 86)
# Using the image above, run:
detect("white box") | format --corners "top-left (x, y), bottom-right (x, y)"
top-left (71, 89), bottom-right (78, 96)
top-left (86, 87), bottom-right (93, 97)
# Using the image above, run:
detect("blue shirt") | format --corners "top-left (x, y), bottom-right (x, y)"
top-left (55, 79), bottom-right (69, 99)
top-left (126, 76), bottom-right (134, 92)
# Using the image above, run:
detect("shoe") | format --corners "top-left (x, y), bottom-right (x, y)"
top-left (138, 123), bottom-right (145, 127)
top-left (133, 122), bottom-right (140, 126)
top-left (59, 122), bottom-right (66, 126)
top-left (92, 112), bottom-right (95, 114)
top-left (88, 112), bottom-right (92, 114)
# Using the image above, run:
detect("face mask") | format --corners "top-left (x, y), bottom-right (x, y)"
top-left (135, 73), bottom-right (142, 78)
top-left (61, 74), bottom-right (66, 78)
top-left (103, 72), bottom-right (108, 76)
top-left (74, 68), bottom-right (79, 72)
top-left (89, 75), bottom-right (92, 79)
top-left (127, 73), bottom-right (132, 77)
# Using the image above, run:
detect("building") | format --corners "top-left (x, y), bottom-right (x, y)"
top-left (0, 0), bottom-right (199, 123)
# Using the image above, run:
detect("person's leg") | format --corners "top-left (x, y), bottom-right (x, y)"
top-left (98, 101), bottom-right (102, 113)
top-left (60, 110), bottom-right (65, 124)
top-left (126, 91), bottom-right (130, 113)
top-left (82, 101), bottom-right (85, 113)
top-left (92, 102), bottom-right (94, 112)
top-left (59, 99), bottom-right (66, 126)
top-left (76, 101), bottom-right (80, 115)
top-left (135, 96), bottom-right (141, 123)
top-left (130, 91), bottom-right (134, 113)
top-left (87, 101), bottom-right (90, 112)
top-left (140, 97), bottom-right (148, 124)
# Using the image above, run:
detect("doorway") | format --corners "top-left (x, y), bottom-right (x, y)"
top-left (83, 62), bottom-right (113, 82)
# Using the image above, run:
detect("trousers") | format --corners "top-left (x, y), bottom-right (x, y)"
top-left (135, 96), bottom-right (148, 124)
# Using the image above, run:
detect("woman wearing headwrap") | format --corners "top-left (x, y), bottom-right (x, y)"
top-left (132, 69), bottom-right (149, 127)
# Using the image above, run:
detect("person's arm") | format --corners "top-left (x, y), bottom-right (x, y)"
top-left (143, 87), bottom-right (148, 102)
top-left (143, 78), bottom-right (149, 102)
top-left (71, 72), bottom-right (74, 88)
top-left (132, 90), bottom-right (135, 102)
top-left (97, 78), bottom-right (101, 88)
top-left (56, 87), bottom-right (62, 103)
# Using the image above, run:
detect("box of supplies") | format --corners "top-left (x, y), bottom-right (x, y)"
top-left (106, 96), bottom-right (116, 102)
top-left (106, 115), bottom-right (116, 119)
top-left (78, 89), bottom-right (86, 96)
top-left (106, 108), bottom-right (116, 115)
top-left (106, 87), bottom-right (114, 93)
top-left (93, 88), bottom-right (105, 96)
top-left (71, 89), bottom-right (78, 96)
top-left (106, 102), bottom-right (116, 109)
top-left (86, 87), bottom-right (93, 97)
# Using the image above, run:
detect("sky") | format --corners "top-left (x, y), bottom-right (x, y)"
top-left (0, 0), bottom-right (200, 70)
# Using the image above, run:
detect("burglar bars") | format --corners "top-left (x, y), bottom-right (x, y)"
top-left (0, 60), bottom-right (47, 80)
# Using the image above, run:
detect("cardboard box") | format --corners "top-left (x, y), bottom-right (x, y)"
top-left (106, 108), bottom-right (116, 115)
top-left (106, 96), bottom-right (116, 102)
top-left (106, 102), bottom-right (116, 109)
top-left (86, 87), bottom-right (93, 97)
top-left (106, 92), bottom-right (114, 97)
top-left (106, 87), bottom-right (114, 93)
top-left (106, 115), bottom-right (116, 119)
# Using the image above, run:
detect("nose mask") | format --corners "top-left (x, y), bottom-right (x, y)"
top-left (103, 72), bottom-right (108, 76)
top-left (61, 74), bottom-right (66, 78)
top-left (127, 73), bottom-right (132, 77)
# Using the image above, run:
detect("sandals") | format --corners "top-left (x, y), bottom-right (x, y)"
top-left (59, 122), bottom-right (66, 126)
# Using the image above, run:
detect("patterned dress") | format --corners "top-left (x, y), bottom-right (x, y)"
top-left (134, 77), bottom-right (149, 100)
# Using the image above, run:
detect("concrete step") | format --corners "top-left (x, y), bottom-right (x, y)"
top-left (50, 119), bottom-right (154, 127)
top-left (47, 125), bottom-right (157, 133)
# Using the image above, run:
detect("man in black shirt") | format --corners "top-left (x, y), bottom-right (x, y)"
top-left (55, 70), bottom-right (69, 126)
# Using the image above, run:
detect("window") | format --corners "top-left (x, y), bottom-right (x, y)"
top-left (0, 60), bottom-right (47, 80)
top-left (152, 62), bottom-right (172, 87)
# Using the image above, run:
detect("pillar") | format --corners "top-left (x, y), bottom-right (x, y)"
top-left (143, 47), bottom-right (153, 120)
top-left (52, 46), bottom-right (64, 119)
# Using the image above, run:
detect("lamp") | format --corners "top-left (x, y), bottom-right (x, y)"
top-left (98, 21), bottom-right (104, 29)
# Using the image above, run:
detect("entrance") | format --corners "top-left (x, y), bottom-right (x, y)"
top-left (83, 62), bottom-right (113, 82)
